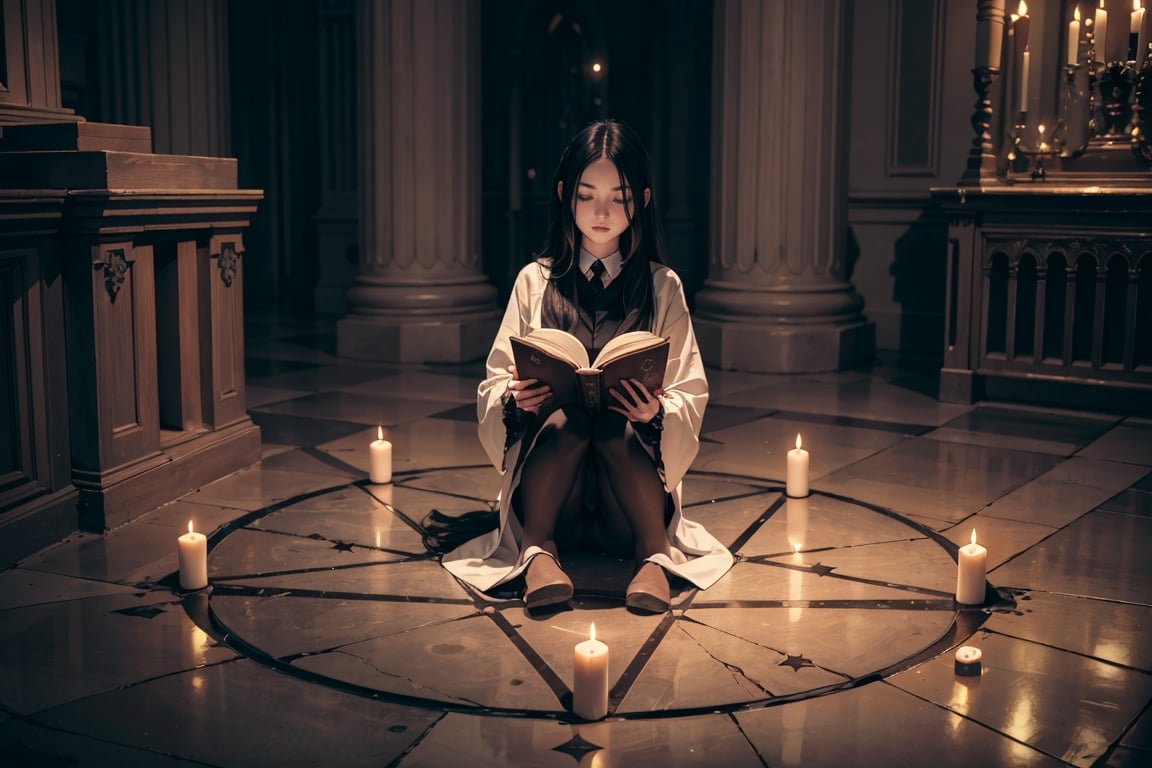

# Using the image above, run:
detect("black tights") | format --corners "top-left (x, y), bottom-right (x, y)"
top-left (517, 405), bottom-right (671, 563)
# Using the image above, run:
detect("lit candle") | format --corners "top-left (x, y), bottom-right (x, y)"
top-left (954, 645), bottom-right (983, 676)
top-left (955, 529), bottom-right (988, 605)
top-left (786, 434), bottom-right (809, 498)
top-left (369, 425), bottom-right (392, 484)
top-left (1038, 123), bottom-right (1048, 151)
top-left (1069, 6), bottom-right (1082, 65)
top-left (1096, 0), bottom-right (1110, 60)
top-left (1140, 0), bottom-right (1152, 63)
top-left (572, 623), bottom-right (609, 720)
top-left (1132, 0), bottom-right (1146, 60)
top-left (1020, 48), bottom-right (1030, 112)
top-left (178, 520), bottom-right (208, 590)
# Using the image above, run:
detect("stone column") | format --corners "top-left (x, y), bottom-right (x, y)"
top-left (694, 0), bottom-right (874, 373)
top-left (313, 0), bottom-right (359, 314)
top-left (98, 0), bottom-right (231, 157)
top-left (0, 0), bottom-right (76, 123)
top-left (338, 0), bottom-right (499, 363)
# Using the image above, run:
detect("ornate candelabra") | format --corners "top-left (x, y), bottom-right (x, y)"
top-left (999, 10), bottom-right (1152, 182)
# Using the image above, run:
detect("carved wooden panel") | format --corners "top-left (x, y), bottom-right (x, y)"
top-left (80, 241), bottom-right (160, 469)
top-left (0, 243), bottom-right (71, 512)
top-left (204, 234), bottom-right (247, 428)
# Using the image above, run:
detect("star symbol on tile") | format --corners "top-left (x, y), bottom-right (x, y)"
top-left (808, 562), bottom-right (836, 577)
top-left (553, 734), bottom-right (603, 762)
top-left (779, 653), bottom-right (814, 672)
top-left (331, 540), bottom-right (355, 553)
top-left (113, 605), bottom-right (167, 619)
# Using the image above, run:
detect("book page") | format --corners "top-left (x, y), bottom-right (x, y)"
top-left (518, 328), bottom-right (591, 369)
top-left (592, 331), bottom-right (667, 368)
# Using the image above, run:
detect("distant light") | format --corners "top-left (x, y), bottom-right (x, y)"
top-left (592, 62), bottom-right (602, 73)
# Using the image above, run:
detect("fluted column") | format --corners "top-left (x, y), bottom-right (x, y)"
top-left (338, 0), bottom-right (499, 363)
top-left (694, 0), bottom-right (874, 373)
top-left (313, 0), bottom-right (358, 314)
top-left (98, 0), bottom-right (230, 156)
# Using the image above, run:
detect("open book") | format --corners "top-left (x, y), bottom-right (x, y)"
top-left (510, 328), bottom-right (669, 414)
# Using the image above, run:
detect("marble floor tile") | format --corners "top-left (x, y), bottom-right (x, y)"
top-left (941, 515), bottom-right (1058, 570)
top-left (179, 462), bottom-right (353, 513)
top-left (1099, 486), bottom-right (1152, 517)
top-left (990, 509), bottom-right (1152, 603)
top-left (815, 438), bottom-right (1063, 525)
top-left (695, 414), bottom-right (908, 482)
top-left (0, 590), bottom-right (237, 714)
top-left (981, 591), bottom-right (1152, 671)
top-left (0, 568), bottom-right (139, 611)
top-left (926, 404), bottom-right (1120, 456)
top-left (735, 682), bottom-right (1067, 767)
top-left (713, 374), bottom-right (973, 427)
top-left (244, 382), bottom-right (312, 408)
top-left (248, 361), bottom-right (396, 394)
top-left (980, 456), bottom-right (1150, 528)
top-left (317, 422), bottom-right (491, 478)
top-left (20, 521), bottom-right (196, 586)
top-left (33, 659), bottom-right (438, 768)
top-left (340, 369), bottom-right (483, 404)
top-left (249, 410), bottom-right (369, 447)
top-left (1077, 419), bottom-right (1152, 466)
top-left (0, 718), bottom-right (194, 767)
top-left (399, 710), bottom-right (766, 767)
top-left (253, 389), bottom-right (455, 427)
top-left (1106, 704), bottom-right (1152, 768)
top-left (889, 631), bottom-right (1152, 767)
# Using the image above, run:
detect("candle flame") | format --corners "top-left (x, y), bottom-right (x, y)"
top-left (1075, 6), bottom-right (1081, 21)
top-left (1100, 0), bottom-right (1105, 9)
top-left (1136, 1), bottom-right (1142, 12)
top-left (188, 520), bottom-right (194, 534)
top-left (1038, 124), bottom-right (1046, 135)
top-left (795, 433), bottom-right (802, 450)
top-left (589, 623), bottom-right (597, 642)
top-left (377, 425), bottom-right (383, 441)
top-left (970, 528), bottom-right (978, 546)
top-left (1019, 0), bottom-right (1028, 16)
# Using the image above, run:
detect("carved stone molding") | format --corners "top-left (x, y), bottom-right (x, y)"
top-left (101, 248), bottom-right (129, 303)
top-left (217, 241), bottom-right (239, 287)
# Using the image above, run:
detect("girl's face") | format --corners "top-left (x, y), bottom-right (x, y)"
top-left (566, 157), bottom-right (642, 259)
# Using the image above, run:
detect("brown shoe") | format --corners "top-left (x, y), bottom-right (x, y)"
top-left (523, 552), bottom-right (573, 610)
top-left (626, 562), bottom-right (670, 613)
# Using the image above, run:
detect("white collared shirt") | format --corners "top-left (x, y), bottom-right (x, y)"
top-left (578, 248), bottom-right (624, 287)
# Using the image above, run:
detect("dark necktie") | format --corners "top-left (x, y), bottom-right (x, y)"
top-left (588, 260), bottom-right (606, 294)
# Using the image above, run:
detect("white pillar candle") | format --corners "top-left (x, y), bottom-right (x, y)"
top-left (955, 529), bottom-right (988, 605)
top-left (572, 623), bottom-right (609, 720)
top-left (1069, 7), bottom-right (1081, 66)
top-left (1096, 0), bottom-right (1109, 59)
top-left (178, 520), bottom-right (208, 590)
top-left (786, 434), bottom-right (809, 498)
top-left (1019, 48), bottom-right (1030, 112)
top-left (1134, 2), bottom-right (1148, 61)
top-left (369, 425), bottom-right (392, 484)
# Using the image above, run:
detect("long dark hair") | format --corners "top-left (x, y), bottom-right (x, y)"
top-left (536, 120), bottom-right (667, 331)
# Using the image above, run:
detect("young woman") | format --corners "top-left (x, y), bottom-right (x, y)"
top-left (441, 120), bottom-right (732, 612)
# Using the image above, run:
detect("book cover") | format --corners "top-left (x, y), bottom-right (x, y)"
top-left (510, 329), bottom-right (669, 414)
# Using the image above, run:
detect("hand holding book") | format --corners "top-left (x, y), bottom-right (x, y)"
top-left (506, 365), bottom-right (552, 414)
top-left (509, 329), bottom-right (670, 415)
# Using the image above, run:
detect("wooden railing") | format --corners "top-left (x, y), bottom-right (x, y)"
top-left (935, 186), bottom-right (1152, 415)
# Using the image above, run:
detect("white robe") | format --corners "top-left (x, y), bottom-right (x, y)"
top-left (441, 259), bottom-right (734, 593)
